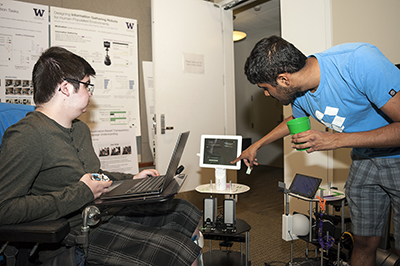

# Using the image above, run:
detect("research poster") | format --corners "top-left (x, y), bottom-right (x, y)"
top-left (0, 0), bottom-right (48, 105)
top-left (142, 61), bottom-right (155, 159)
top-left (91, 125), bottom-right (139, 175)
top-left (50, 7), bottom-right (141, 137)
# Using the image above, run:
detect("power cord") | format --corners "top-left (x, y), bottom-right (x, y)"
top-left (288, 231), bottom-right (310, 261)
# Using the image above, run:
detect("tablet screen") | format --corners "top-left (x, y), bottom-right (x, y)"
top-left (289, 173), bottom-right (322, 199)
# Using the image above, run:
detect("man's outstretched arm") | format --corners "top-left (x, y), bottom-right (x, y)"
top-left (231, 115), bottom-right (294, 169)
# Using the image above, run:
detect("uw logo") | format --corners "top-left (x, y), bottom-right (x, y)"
top-left (125, 22), bottom-right (135, 30)
top-left (33, 8), bottom-right (45, 17)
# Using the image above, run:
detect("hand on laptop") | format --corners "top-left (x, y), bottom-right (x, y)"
top-left (80, 173), bottom-right (112, 199)
top-left (134, 169), bottom-right (160, 179)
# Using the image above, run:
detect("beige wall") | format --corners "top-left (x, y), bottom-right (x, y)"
top-left (331, 0), bottom-right (400, 189)
top-left (280, 0), bottom-right (334, 215)
top-left (18, 0), bottom-right (154, 164)
top-left (332, 0), bottom-right (400, 62)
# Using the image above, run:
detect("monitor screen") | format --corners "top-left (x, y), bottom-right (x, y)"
top-left (199, 135), bottom-right (242, 170)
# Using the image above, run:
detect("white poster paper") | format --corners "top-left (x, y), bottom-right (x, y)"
top-left (0, 0), bottom-right (48, 105)
top-left (91, 125), bottom-right (139, 174)
top-left (50, 6), bottom-right (141, 136)
top-left (142, 61), bottom-right (155, 159)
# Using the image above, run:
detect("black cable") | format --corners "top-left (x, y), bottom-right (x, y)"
top-left (288, 231), bottom-right (309, 260)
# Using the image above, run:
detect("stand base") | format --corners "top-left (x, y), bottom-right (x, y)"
top-left (203, 250), bottom-right (249, 266)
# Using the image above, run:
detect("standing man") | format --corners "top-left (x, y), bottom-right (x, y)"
top-left (232, 35), bottom-right (400, 266)
top-left (0, 47), bottom-right (202, 266)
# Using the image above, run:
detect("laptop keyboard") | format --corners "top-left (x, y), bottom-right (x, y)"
top-left (125, 175), bottom-right (165, 194)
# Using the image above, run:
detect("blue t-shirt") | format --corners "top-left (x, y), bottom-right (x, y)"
top-left (291, 43), bottom-right (400, 158)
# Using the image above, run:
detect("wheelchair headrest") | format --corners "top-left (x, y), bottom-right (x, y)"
top-left (0, 102), bottom-right (35, 147)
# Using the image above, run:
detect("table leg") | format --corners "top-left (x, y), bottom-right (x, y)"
top-left (246, 230), bottom-right (250, 265)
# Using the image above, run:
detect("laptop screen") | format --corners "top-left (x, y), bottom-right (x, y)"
top-left (163, 131), bottom-right (189, 181)
top-left (289, 173), bottom-right (322, 199)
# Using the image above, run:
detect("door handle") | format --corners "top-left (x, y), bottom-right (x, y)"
top-left (153, 114), bottom-right (157, 135)
top-left (161, 114), bottom-right (174, 134)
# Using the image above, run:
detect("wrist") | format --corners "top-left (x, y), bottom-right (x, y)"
top-left (332, 132), bottom-right (346, 149)
top-left (252, 141), bottom-right (263, 151)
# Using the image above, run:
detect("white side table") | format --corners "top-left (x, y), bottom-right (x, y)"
top-left (195, 183), bottom-right (250, 195)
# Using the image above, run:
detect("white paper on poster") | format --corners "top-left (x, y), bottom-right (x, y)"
top-left (142, 61), bottom-right (155, 159)
top-left (0, 0), bottom-right (48, 105)
top-left (183, 53), bottom-right (204, 74)
top-left (50, 6), bottom-right (141, 136)
top-left (91, 125), bottom-right (139, 174)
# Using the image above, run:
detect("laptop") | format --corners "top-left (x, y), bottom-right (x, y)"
top-left (288, 173), bottom-right (322, 199)
top-left (101, 131), bottom-right (189, 200)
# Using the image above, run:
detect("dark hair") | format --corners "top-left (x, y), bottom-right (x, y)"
top-left (244, 36), bottom-right (307, 86)
top-left (32, 47), bottom-right (95, 105)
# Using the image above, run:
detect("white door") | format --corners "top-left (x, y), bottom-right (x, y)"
top-left (152, 0), bottom-right (236, 192)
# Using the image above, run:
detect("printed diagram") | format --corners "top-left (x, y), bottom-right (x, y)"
top-left (5, 79), bottom-right (33, 105)
top-left (98, 144), bottom-right (132, 157)
top-left (104, 41), bottom-right (111, 66)
top-left (102, 41), bottom-right (131, 67)
top-left (112, 42), bottom-right (130, 67)
top-left (0, 34), bottom-right (12, 62)
top-left (0, 33), bottom-right (45, 66)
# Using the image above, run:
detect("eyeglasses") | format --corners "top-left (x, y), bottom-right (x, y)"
top-left (65, 78), bottom-right (95, 95)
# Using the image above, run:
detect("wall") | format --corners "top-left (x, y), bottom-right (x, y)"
top-left (18, 0), bottom-right (154, 164)
top-left (331, 0), bottom-right (400, 62)
top-left (331, 0), bottom-right (400, 189)
top-left (280, 0), bottom-right (334, 214)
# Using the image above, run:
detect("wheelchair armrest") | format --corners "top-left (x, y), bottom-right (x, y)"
top-left (0, 219), bottom-right (70, 243)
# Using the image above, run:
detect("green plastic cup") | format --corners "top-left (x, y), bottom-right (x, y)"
top-left (286, 116), bottom-right (310, 151)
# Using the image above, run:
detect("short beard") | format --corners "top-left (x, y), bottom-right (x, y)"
top-left (280, 87), bottom-right (299, 105)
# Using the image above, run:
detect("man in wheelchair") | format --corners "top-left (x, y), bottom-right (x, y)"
top-left (0, 47), bottom-right (202, 266)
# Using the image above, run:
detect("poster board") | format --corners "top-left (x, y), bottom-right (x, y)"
top-left (49, 6), bottom-right (140, 172)
top-left (0, 0), bottom-right (48, 104)
top-left (91, 125), bottom-right (139, 174)
top-left (0, 1), bottom-right (141, 173)
top-left (142, 61), bottom-right (155, 159)
top-left (50, 6), bottom-right (141, 137)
